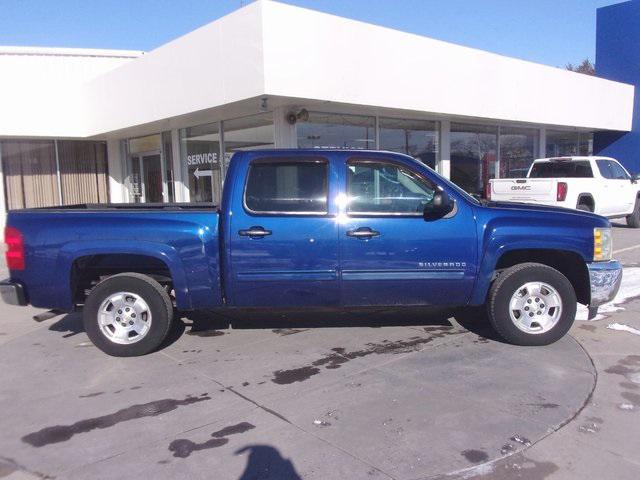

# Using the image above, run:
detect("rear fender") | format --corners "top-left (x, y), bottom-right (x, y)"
top-left (57, 240), bottom-right (191, 310)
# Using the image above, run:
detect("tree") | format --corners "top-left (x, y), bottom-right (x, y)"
top-left (566, 59), bottom-right (596, 76)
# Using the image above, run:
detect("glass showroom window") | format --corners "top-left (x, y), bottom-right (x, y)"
top-left (379, 118), bottom-right (439, 169)
top-left (499, 127), bottom-right (539, 178)
top-left (180, 122), bottom-right (222, 204)
top-left (223, 112), bottom-right (274, 172)
top-left (450, 123), bottom-right (498, 197)
top-left (546, 131), bottom-right (593, 157)
top-left (297, 112), bottom-right (375, 149)
top-left (1, 139), bottom-right (109, 209)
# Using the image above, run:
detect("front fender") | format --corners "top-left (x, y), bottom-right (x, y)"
top-left (56, 240), bottom-right (191, 311)
top-left (469, 217), bottom-right (592, 305)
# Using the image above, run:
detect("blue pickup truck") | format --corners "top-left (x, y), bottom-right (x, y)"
top-left (1, 149), bottom-right (622, 356)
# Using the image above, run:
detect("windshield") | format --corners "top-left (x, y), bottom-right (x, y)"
top-left (529, 161), bottom-right (593, 178)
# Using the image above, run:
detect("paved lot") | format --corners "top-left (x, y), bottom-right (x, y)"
top-left (0, 225), bottom-right (639, 479)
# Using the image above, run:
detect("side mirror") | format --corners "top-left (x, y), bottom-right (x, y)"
top-left (632, 173), bottom-right (640, 184)
top-left (423, 190), bottom-right (454, 220)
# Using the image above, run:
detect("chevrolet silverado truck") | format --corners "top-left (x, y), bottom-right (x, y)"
top-left (488, 156), bottom-right (640, 227)
top-left (0, 149), bottom-right (623, 356)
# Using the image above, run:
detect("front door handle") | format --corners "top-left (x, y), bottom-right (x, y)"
top-left (239, 226), bottom-right (272, 238)
top-left (346, 227), bottom-right (380, 239)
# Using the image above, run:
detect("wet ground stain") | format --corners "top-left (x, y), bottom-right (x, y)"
top-left (187, 329), bottom-right (225, 337)
top-left (78, 392), bottom-right (105, 399)
top-left (605, 356), bottom-right (640, 386)
top-left (182, 349), bottom-right (202, 353)
top-left (168, 422), bottom-right (255, 458)
top-left (621, 391), bottom-right (640, 406)
top-left (461, 449), bottom-right (489, 463)
top-left (22, 394), bottom-right (211, 447)
top-left (448, 453), bottom-right (558, 480)
top-left (526, 403), bottom-right (560, 409)
top-left (272, 329), bottom-right (307, 336)
top-left (242, 382), bottom-right (250, 386)
top-left (579, 324), bottom-right (597, 332)
top-left (272, 328), bottom-right (463, 385)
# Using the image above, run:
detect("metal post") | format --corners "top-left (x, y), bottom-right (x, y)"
top-left (0, 141), bottom-right (6, 230)
top-left (374, 115), bottom-right (380, 150)
top-left (439, 120), bottom-right (451, 179)
top-left (54, 140), bottom-right (63, 205)
top-left (218, 120), bottom-right (225, 205)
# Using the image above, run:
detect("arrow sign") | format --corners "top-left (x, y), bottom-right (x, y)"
top-left (194, 167), bottom-right (213, 179)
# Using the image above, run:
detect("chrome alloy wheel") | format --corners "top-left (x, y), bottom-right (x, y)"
top-left (508, 282), bottom-right (563, 335)
top-left (97, 292), bottom-right (152, 344)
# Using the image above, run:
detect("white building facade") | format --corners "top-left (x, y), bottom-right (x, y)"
top-left (0, 1), bottom-right (634, 223)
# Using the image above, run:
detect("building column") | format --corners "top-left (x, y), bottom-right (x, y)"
top-left (171, 129), bottom-right (188, 202)
top-left (438, 120), bottom-right (451, 179)
top-left (107, 140), bottom-right (126, 203)
top-left (0, 142), bottom-right (6, 230)
top-left (273, 106), bottom-right (297, 148)
top-left (539, 128), bottom-right (546, 158)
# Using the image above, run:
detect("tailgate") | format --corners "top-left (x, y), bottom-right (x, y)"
top-left (489, 179), bottom-right (557, 203)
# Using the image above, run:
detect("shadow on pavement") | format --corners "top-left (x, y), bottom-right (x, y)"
top-left (235, 444), bottom-right (301, 480)
top-left (48, 312), bottom-right (83, 338)
top-left (48, 305), bottom-right (504, 347)
top-left (181, 305), bottom-right (506, 342)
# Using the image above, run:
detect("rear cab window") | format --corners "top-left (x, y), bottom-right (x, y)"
top-left (529, 161), bottom-right (593, 178)
top-left (244, 159), bottom-right (328, 214)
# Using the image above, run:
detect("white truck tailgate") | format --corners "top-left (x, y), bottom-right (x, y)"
top-left (490, 179), bottom-right (557, 203)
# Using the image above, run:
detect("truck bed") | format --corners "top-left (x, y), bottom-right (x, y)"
top-left (12, 202), bottom-right (218, 212)
top-left (6, 206), bottom-right (223, 311)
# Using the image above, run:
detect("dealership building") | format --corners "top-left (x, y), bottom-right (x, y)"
top-left (0, 0), bottom-right (637, 224)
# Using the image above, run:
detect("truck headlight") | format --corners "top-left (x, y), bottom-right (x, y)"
top-left (593, 228), bottom-right (613, 261)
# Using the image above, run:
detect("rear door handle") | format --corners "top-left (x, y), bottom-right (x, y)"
top-left (346, 227), bottom-right (380, 239)
top-left (239, 226), bottom-right (272, 238)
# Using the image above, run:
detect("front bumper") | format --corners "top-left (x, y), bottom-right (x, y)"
top-left (588, 261), bottom-right (623, 307)
top-left (0, 280), bottom-right (27, 306)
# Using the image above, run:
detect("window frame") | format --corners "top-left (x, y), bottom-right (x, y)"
top-left (242, 156), bottom-right (330, 217)
top-left (608, 160), bottom-right (631, 180)
top-left (346, 157), bottom-right (438, 218)
top-left (596, 160), bottom-right (614, 179)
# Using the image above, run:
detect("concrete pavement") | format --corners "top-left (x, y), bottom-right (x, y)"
top-left (0, 225), bottom-right (638, 479)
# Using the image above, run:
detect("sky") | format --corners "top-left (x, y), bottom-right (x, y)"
top-left (0, 0), bottom-right (620, 68)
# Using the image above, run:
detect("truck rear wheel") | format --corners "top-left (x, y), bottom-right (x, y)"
top-left (83, 273), bottom-right (173, 357)
top-left (488, 263), bottom-right (576, 346)
top-left (627, 198), bottom-right (640, 228)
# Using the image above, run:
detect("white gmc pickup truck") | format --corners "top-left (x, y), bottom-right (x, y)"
top-left (488, 156), bottom-right (640, 228)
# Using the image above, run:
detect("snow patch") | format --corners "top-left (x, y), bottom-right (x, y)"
top-left (607, 323), bottom-right (640, 336)
top-left (576, 267), bottom-right (640, 321)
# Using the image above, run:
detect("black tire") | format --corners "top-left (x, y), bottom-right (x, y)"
top-left (627, 197), bottom-right (640, 228)
top-left (487, 263), bottom-right (577, 346)
top-left (576, 204), bottom-right (591, 212)
top-left (83, 273), bottom-right (173, 357)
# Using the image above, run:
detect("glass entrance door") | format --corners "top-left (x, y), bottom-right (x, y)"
top-left (128, 152), bottom-right (166, 203)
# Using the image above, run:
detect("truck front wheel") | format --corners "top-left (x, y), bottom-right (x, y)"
top-left (83, 273), bottom-right (174, 357)
top-left (488, 263), bottom-right (577, 346)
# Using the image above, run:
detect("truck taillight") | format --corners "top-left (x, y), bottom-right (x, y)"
top-left (557, 182), bottom-right (568, 202)
top-left (5, 227), bottom-right (25, 270)
top-left (485, 182), bottom-right (492, 200)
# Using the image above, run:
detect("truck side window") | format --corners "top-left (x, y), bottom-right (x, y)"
top-left (608, 161), bottom-right (630, 180)
top-left (347, 161), bottom-right (435, 215)
top-left (244, 160), bottom-right (328, 214)
top-left (596, 160), bottom-right (614, 179)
